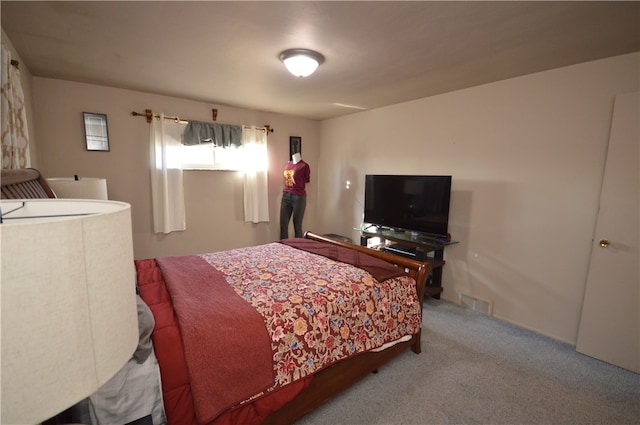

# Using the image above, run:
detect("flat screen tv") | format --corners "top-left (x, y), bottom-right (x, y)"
top-left (364, 174), bottom-right (452, 237)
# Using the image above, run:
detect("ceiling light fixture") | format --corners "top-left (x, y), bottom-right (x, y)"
top-left (279, 48), bottom-right (325, 78)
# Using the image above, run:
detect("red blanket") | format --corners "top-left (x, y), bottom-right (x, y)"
top-left (279, 238), bottom-right (408, 281)
top-left (155, 255), bottom-right (274, 424)
top-left (136, 259), bottom-right (311, 425)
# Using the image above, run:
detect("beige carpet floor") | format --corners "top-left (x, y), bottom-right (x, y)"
top-left (294, 299), bottom-right (640, 425)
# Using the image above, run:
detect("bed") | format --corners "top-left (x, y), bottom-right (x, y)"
top-left (135, 231), bottom-right (430, 425)
top-left (2, 169), bottom-right (428, 424)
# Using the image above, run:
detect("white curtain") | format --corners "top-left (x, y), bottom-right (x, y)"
top-left (242, 126), bottom-right (269, 223)
top-left (1, 44), bottom-right (30, 169)
top-left (149, 113), bottom-right (186, 234)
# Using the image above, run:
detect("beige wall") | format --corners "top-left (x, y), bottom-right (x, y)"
top-left (31, 78), bottom-right (321, 259)
top-left (317, 53), bottom-right (639, 344)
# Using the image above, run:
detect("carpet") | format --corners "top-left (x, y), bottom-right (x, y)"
top-left (294, 299), bottom-right (640, 425)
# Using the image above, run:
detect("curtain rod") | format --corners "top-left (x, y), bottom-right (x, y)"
top-left (131, 108), bottom-right (274, 133)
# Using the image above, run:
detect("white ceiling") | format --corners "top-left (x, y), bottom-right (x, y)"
top-left (2, 1), bottom-right (639, 121)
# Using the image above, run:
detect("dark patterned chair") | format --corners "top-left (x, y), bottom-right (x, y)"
top-left (1, 168), bottom-right (57, 199)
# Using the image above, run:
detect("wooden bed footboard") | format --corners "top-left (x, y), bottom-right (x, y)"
top-left (262, 232), bottom-right (431, 424)
top-left (304, 232), bottom-right (431, 318)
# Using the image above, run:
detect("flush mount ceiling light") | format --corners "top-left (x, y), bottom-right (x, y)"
top-left (279, 48), bottom-right (325, 77)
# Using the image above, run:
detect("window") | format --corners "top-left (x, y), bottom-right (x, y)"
top-left (179, 126), bottom-right (268, 172)
top-left (180, 143), bottom-right (244, 170)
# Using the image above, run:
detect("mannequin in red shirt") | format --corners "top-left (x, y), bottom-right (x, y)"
top-left (280, 153), bottom-right (310, 238)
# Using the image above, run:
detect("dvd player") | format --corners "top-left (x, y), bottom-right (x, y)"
top-left (383, 243), bottom-right (428, 261)
top-left (384, 243), bottom-right (424, 261)
top-left (384, 243), bottom-right (417, 257)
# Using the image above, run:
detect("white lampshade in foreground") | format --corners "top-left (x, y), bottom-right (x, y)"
top-left (1, 199), bottom-right (139, 424)
top-left (47, 177), bottom-right (108, 200)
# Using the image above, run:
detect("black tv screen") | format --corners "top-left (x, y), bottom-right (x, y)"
top-left (364, 175), bottom-right (452, 237)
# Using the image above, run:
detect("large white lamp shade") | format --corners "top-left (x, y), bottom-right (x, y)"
top-left (47, 177), bottom-right (108, 200)
top-left (1, 199), bottom-right (139, 424)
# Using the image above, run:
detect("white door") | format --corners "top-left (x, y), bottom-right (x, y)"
top-left (576, 91), bottom-right (639, 373)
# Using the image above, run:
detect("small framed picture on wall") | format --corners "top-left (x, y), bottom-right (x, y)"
top-left (290, 136), bottom-right (301, 159)
top-left (83, 112), bottom-right (110, 151)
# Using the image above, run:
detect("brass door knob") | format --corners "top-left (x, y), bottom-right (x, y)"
top-left (599, 239), bottom-right (610, 248)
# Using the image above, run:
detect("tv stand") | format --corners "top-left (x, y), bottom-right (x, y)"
top-left (356, 227), bottom-right (458, 299)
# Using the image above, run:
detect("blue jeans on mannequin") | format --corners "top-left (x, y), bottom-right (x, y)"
top-left (280, 192), bottom-right (306, 239)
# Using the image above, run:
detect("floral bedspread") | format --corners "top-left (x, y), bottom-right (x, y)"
top-left (200, 242), bottom-right (422, 387)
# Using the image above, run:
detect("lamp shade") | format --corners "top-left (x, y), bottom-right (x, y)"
top-left (47, 177), bottom-right (108, 200)
top-left (1, 199), bottom-right (139, 424)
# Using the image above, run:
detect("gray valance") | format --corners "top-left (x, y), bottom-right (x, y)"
top-left (183, 120), bottom-right (242, 147)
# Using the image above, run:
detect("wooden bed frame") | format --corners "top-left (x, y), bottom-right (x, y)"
top-left (263, 231), bottom-right (430, 424)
